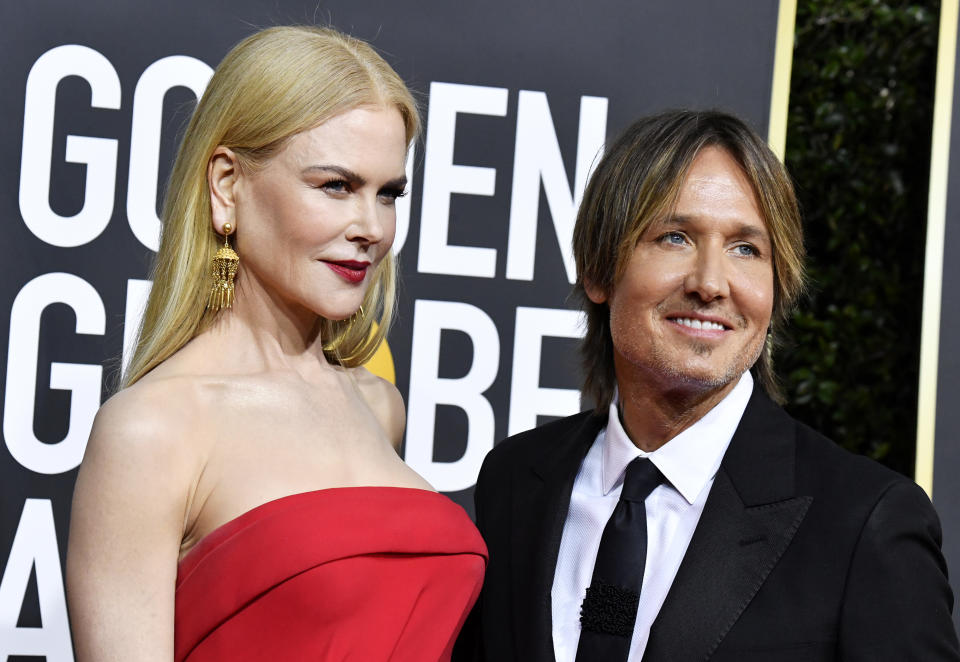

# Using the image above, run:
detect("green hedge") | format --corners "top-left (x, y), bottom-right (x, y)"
top-left (780, 0), bottom-right (939, 476)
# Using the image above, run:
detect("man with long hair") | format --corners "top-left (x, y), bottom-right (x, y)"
top-left (457, 109), bottom-right (959, 661)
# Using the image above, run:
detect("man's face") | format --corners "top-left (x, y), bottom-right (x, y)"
top-left (586, 146), bottom-right (774, 395)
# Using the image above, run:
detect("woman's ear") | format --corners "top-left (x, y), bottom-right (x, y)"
top-left (583, 277), bottom-right (609, 304)
top-left (208, 146), bottom-right (240, 234)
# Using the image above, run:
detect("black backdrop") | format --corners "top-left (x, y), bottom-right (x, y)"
top-left (0, 1), bottom-right (784, 657)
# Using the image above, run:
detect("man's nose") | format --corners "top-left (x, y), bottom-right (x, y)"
top-left (683, 246), bottom-right (729, 301)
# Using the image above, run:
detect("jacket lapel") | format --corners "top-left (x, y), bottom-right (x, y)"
top-left (511, 412), bottom-right (606, 662)
top-left (643, 390), bottom-right (813, 662)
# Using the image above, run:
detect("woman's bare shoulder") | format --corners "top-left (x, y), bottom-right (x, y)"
top-left (350, 366), bottom-right (406, 450)
top-left (68, 376), bottom-right (212, 662)
top-left (98, 376), bottom-right (201, 432)
top-left (84, 376), bottom-right (219, 479)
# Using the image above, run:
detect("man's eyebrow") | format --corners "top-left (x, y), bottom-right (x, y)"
top-left (735, 224), bottom-right (770, 241)
top-left (658, 214), bottom-right (693, 227)
top-left (658, 215), bottom-right (770, 241)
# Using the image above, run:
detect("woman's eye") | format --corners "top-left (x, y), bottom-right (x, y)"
top-left (378, 188), bottom-right (408, 204)
top-left (322, 179), bottom-right (350, 193)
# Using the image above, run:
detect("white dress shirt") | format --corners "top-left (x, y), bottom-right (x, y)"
top-left (551, 372), bottom-right (754, 661)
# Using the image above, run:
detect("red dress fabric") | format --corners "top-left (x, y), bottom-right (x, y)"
top-left (174, 487), bottom-right (487, 661)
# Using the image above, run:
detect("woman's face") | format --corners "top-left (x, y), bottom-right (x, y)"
top-left (227, 105), bottom-right (408, 321)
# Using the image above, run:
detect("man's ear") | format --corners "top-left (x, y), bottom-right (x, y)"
top-left (208, 146), bottom-right (240, 233)
top-left (583, 277), bottom-right (609, 304)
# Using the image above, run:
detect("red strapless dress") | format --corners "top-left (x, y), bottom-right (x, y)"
top-left (174, 487), bottom-right (487, 661)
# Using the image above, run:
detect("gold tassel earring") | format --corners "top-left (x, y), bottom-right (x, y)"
top-left (207, 222), bottom-right (239, 311)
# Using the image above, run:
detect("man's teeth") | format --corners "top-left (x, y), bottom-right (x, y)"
top-left (674, 317), bottom-right (724, 331)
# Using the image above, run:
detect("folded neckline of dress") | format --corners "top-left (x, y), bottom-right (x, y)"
top-left (172, 486), bottom-right (487, 662)
top-left (177, 486), bottom-right (467, 582)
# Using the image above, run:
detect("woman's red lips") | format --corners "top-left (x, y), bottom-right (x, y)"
top-left (325, 260), bottom-right (369, 283)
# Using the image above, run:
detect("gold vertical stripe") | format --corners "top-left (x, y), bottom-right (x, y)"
top-left (768, 0), bottom-right (797, 157)
top-left (916, 0), bottom-right (959, 495)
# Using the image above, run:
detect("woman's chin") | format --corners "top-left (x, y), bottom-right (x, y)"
top-left (314, 306), bottom-right (365, 323)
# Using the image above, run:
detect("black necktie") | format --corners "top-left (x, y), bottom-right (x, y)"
top-left (575, 457), bottom-right (664, 662)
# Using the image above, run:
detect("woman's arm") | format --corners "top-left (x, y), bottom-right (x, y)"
top-left (67, 387), bottom-right (198, 662)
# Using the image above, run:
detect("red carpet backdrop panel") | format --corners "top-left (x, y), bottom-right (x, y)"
top-left (0, 1), bottom-right (789, 658)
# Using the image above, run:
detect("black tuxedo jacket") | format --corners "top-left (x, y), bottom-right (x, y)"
top-left (454, 389), bottom-right (960, 661)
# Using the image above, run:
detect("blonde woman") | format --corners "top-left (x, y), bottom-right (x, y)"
top-left (66, 26), bottom-right (486, 662)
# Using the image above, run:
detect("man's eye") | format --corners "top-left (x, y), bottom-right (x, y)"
top-left (660, 231), bottom-right (685, 245)
top-left (734, 244), bottom-right (758, 256)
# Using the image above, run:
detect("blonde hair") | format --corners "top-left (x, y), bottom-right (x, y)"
top-left (123, 26), bottom-right (419, 387)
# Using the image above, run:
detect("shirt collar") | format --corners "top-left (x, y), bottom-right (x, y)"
top-left (601, 371), bottom-right (754, 504)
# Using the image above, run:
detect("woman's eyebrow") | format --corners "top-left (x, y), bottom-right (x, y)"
top-left (302, 165), bottom-right (408, 190)
top-left (302, 164), bottom-right (366, 185)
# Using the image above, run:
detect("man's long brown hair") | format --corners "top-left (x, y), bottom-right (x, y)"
top-left (573, 110), bottom-right (805, 410)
